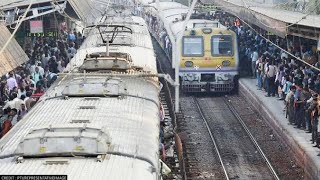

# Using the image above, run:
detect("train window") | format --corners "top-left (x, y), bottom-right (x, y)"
top-left (182, 36), bottom-right (204, 57)
top-left (211, 35), bottom-right (233, 56)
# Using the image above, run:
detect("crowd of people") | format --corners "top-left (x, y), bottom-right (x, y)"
top-left (218, 13), bottom-right (320, 152)
top-left (0, 28), bottom-right (83, 138)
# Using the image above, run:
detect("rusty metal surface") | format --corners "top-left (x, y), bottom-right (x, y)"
top-left (0, 23), bottom-right (28, 76)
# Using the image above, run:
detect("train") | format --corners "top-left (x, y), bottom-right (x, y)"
top-left (136, 0), bottom-right (239, 92)
top-left (0, 5), bottom-right (166, 180)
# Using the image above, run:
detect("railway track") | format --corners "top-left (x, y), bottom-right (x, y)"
top-left (179, 95), bottom-right (280, 180)
top-left (178, 96), bottom-right (226, 179)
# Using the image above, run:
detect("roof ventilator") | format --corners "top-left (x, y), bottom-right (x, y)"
top-left (79, 52), bottom-right (133, 72)
top-left (15, 124), bottom-right (112, 160)
top-left (62, 77), bottom-right (127, 97)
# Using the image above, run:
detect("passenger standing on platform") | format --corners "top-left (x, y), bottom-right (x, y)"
top-left (275, 66), bottom-right (284, 99)
top-left (294, 85), bottom-right (304, 128)
top-left (306, 94), bottom-right (318, 133)
top-left (0, 108), bottom-right (10, 133)
top-left (301, 87), bottom-right (312, 129)
top-left (311, 97), bottom-right (319, 146)
top-left (6, 73), bottom-right (18, 91)
top-left (266, 60), bottom-right (277, 97)
top-left (10, 108), bottom-right (18, 126)
top-left (251, 47), bottom-right (259, 78)
top-left (256, 55), bottom-right (265, 90)
top-left (32, 67), bottom-right (41, 85)
top-left (285, 85), bottom-right (296, 124)
top-left (18, 103), bottom-right (27, 119)
top-left (24, 91), bottom-right (36, 111)
top-left (0, 117), bottom-right (11, 138)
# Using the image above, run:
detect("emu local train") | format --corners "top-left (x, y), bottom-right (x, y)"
top-left (0, 6), bottom-right (167, 180)
top-left (137, 0), bottom-right (239, 92)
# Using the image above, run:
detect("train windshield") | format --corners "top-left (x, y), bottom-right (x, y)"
top-left (182, 36), bottom-right (204, 56)
top-left (211, 35), bottom-right (233, 56)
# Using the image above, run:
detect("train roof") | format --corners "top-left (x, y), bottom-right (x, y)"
top-left (0, 12), bottom-right (160, 179)
top-left (170, 19), bottom-right (224, 37)
top-left (66, 16), bottom-right (157, 74)
top-left (0, 75), bottom-right (160, 179)
top-left (150, 1), bottom-right (188, 10)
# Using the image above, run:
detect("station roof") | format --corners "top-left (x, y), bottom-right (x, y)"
top-left (0, 0), bottom-right (105, 77)
top-left (0, 23), bottom-right (29, 76)
top-left (0, 0), bottom-right (103, 25)
top-left (251, 6), bottom-right (320, 29)
top-left (0, 0), bottom-right (61, 10)
top-left (67, 0), bottom-right (102, 25)
top-left (201, 0), bottom-right (320, 39)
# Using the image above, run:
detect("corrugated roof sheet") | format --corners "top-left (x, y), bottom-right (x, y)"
top-left (0, 23), bottom-right (28, 76)
top-left (202, 0), bottom-right (320, 28)
top-left (67, 0), bottom-right (102, 25)
top-left (0, 0), bottom-right (60, 10)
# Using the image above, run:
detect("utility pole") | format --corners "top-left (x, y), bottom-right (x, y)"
top-left (174, 0), bottom-right (198, 113)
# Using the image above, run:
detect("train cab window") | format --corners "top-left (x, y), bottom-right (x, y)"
top-left (182, 36), bottom-right (204, 57)
top-left (211, 35), bottom-right (233, 56)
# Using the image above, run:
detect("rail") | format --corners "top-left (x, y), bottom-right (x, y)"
top-left (223, 97), bottom-right (280, 180)
top-left (193, 97), bottom-right (230, 180)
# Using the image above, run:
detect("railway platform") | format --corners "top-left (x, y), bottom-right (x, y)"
top-left (239, 78), bottom-right (320, 179)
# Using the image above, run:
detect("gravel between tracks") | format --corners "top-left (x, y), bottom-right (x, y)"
top-left (196, 96), bottom-right (274, 180)
top-left (179, 96), bottom-right (225, 179)
top-left (228, 95), bottom-right (305, 180)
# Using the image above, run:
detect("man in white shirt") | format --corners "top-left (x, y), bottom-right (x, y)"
top-left (6, 73), bottom-right (18, 91)
top-left (251, 48), bottom-right (259, 78)
top-left (12, 93), bottom-right (24, 111)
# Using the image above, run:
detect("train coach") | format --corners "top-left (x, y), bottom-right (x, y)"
top-left (137, 0), bottom-right (239, 93)
top-left (0, 7), bottom-right (166, 180)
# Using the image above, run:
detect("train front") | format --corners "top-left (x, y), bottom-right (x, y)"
top-left (179, 27), bottom-right (239, 93)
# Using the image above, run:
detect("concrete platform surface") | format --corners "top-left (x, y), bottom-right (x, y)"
top-left (239, 78), bottom-right (320, 179)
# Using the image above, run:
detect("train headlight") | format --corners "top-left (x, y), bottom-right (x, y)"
top-left (184, 61), bottom-right (193, 67)
top-left (222, 60), bottom-right (231, 67)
